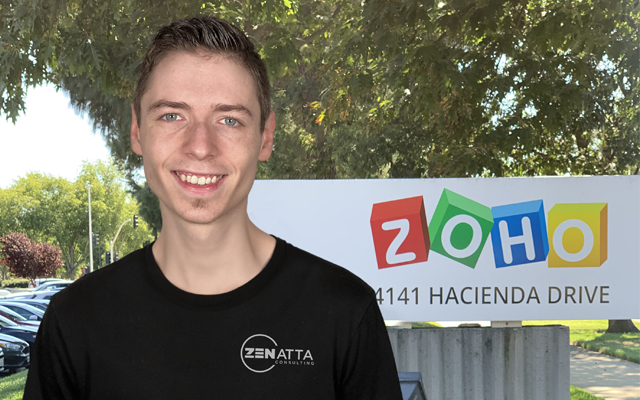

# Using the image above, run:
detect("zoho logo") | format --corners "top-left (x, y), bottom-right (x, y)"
top-left (370, 189), bottom-right (608, 269)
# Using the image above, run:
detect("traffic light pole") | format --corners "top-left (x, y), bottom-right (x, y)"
top-left (109, 219), bottom-right (131, 264)
top-left (86, 184), bottom-right (94, 273)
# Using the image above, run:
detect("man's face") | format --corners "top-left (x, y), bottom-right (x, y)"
top-left (131, 51), bottom-right (274, 225)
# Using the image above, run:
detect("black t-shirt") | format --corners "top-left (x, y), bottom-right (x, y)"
top-left (24, 237), bottom-right (402, 399)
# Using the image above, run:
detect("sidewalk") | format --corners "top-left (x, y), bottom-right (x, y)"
top-left (571, 345), bottom-right (640, 400)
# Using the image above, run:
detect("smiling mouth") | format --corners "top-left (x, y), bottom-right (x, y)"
top-left (174, 171), bottom-right (225, 186)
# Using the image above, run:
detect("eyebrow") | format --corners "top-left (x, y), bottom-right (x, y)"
top-left (148, 100), bottom-right (191, 112)
top-left (212, 103), bottom-right (253, 117)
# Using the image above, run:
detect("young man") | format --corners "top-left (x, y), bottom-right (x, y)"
top-left (24, 16), bottom-right (402, 399)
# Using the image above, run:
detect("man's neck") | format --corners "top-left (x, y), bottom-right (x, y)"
top-left (151, 209), bottom-right (276, 295)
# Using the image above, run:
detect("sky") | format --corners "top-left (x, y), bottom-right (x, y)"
top-left (0, 84), bottom-right (112, 189)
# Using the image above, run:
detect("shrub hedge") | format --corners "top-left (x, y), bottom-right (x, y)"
top-left (1, 278), bottom-right (31, 288)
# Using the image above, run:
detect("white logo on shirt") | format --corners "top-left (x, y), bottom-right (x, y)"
top-left (241, 334), bottom-right (314, 373)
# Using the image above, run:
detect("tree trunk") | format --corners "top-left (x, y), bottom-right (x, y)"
top-left (606, 319), bottom-right (640, 333)
top-left (64, 246), bottom-right (77, 280)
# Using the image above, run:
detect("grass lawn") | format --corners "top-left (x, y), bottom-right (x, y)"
top-left (524, 320), bottom-right (640, 364)
top-left (0, 369), bottom-right (28, 400)
top-left (411, 321), bottom-right (442, 328)
top-left (0, 369), bottom-right (607, 399)
top-left (570, 385), bottom-right (606, 400)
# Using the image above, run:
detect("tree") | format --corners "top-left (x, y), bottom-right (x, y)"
top-left (606, 320), bottom-right (640, 334)
top-left (0, 232), bottom-right (63, 282)
top-left (2, 0), bottom-right (636, 181)
top-left (0, 160), bottom-right (155, 278)
top-left (129, 181), bottom-right (162, 236)
top-left (0, 254), bottom-right (7, 281)
top-left (2, 1), bottom-right (637, 216)
top-left (321, 0), bottom-right (638, 178)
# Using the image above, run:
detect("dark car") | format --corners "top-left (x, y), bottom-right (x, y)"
top-left (0, 316), bottom-right (37, 347)
top-left (0, 333), bottom-right (30, 372)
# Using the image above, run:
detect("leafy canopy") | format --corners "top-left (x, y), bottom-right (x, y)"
top-left (1, 0), bottom-right (637, 233)
top-left (0, 232), bottom-right (63, 281)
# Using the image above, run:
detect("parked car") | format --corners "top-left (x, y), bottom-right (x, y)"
top-left (30, 278), bottom-right (66, 288)
top-left (0, 307), bottom-right (39, 327)
top-left (0, 302), bottom-right (44, 321)
top-left (0, 316), bottom-right (37, 346)
top-left (5, 299), bottom-right (49, 313)
top-left (0, 333), bottom-right (30, 372)
top-left (31, 280), bottom-right (73, 292)
top-left (5, 292), bottom-right (58, 301)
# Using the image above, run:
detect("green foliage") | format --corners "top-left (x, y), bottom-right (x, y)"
top-left (1, 0), bottom-right (638, 222)
top-left (0, 160), bottom-right (155, 278)
top-left (525, 319), bottom-right (640, 363)
top-left (410, 322), bottom-right (442, 328)
top-left (0, 369), bottom-right (28, 399)
top-left (572, 331), bottom-right (640, 364)
top-left (570, 386), bottom-right (606, 400)
top-left (1, 278), bottom-right (31, 288)
top-left (129, 179), bottom-right (162, 235)
top-left (332, 0), bottom-right (639, 178)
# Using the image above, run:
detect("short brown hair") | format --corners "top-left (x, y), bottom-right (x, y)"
top-left (133, 16), bottom-right (270, 130)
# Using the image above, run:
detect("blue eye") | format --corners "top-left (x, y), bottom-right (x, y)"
top-left (223, 117), bottom-right (238, 126)
top-left (163, 113), bottom-right (179, 121)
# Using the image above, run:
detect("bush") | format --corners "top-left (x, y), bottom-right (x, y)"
top-left (1, 278), bottom-right (31, 288)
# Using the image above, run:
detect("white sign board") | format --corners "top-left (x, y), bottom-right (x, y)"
top-left (248, 176), bottom-right (640, 321)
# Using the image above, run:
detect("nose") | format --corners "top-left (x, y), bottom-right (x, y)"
top-left (183, 121), bottom-right (217, 160)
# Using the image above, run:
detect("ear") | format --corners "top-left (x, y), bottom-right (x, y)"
top-left (130, 104), bottom-right (143, 156)
top-left (258, 110), bottom-right (275, 162)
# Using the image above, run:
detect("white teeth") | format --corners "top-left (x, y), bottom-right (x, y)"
top-left (178, 173), bottom-right (222, 186)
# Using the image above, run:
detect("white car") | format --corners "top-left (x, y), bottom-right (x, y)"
top-left (31, 281), bottom-right (73, 292)
top-left (0, 302), bottom-right (44, 321)
top-left (3, 300), bottom-right (48, 313)
top-left (4, 292), bottom-right (58, 301)
top-left (2, 281), bottom-right (72, 300)
top-left (30, 278), bottom-right (66, 288)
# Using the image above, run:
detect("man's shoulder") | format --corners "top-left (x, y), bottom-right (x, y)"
top-left (279, 239), bottom-right (375, 307)
top-left (51, 246), bottom-right (147, 312)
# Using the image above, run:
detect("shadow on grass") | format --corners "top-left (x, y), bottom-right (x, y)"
top-left (572, 331), bottom-right (640, 364)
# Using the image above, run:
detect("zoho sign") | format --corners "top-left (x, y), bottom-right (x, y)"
top-left (370, 189), bottom-right (607, 270)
